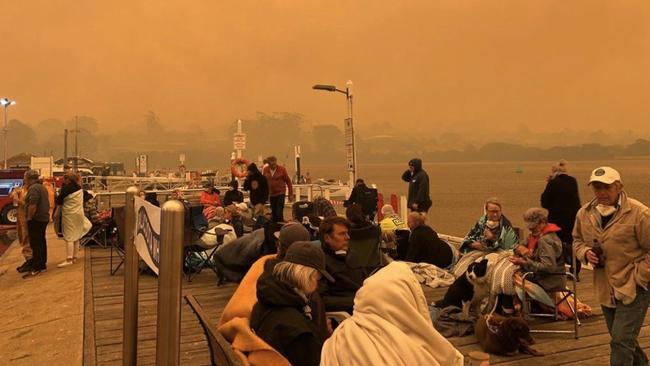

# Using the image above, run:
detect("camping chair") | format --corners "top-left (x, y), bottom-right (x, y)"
top-left (521, 271), bottom-right (580, 339)
top-left (185, 205), bottom-right (229, 282)
top-left (347, 233), bottom-right (382, 269)
top-left (185, 294), bottom-right (244, 366)
top-left (80, 219), bottom-right (110, 248)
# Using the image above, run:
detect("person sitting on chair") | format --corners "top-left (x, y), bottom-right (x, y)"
top-left (200, 182), bottom-right (222, 208)
top-left (250, 242), bottom-right (333, 366)
top-left (223, 179), bottom-right (244, 206)
top-left (510, 207), bottom-right (565, 292)
top-left (405, 212), bottom-right (455, 269)
top-left (379, 204), bottom-right (408, 233)
top-left (460, 197), bottom-right (519, 254)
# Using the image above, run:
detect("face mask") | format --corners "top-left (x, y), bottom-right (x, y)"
top-left (596, 204), bottom-right (617, 217)
top-left (335, 250), bottom-right (347, 256)
top-left (486, 220), bottom-right (499, 229)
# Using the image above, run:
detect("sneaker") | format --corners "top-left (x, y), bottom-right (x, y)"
top-left (57, 259), bottom-right (74, 268)
top-left (22, 269), bottom-right (45, 279)
top-left (16, 262), bottom-right (32, 273)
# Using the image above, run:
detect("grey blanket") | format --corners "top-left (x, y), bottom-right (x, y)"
top-left (429, 305), bottom-right (478, 337)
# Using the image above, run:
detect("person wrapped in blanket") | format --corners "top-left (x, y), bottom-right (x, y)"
top-left (506, 207), bottom-right (565, 314)
top-left (459, 197), bottom-right (519, 254)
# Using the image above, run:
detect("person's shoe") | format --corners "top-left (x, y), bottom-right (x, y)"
top-left (16, 262), bottom-right (32, 273)
top-left (22, 269), bottom-right (45, 279)
top-left (57, 259), bottom-right (74, 268)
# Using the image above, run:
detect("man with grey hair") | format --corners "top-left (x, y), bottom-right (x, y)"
top-left (23, 170), bottom-right (50, 278)
top-left (573, 167), bottom-right (650, 365)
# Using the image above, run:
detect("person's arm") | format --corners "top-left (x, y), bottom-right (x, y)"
top-left (199, 192), bottom-right (210, 206)
top-left (540, 181), bottom-right (553, 209)
top-left (283, 167), bottom-right (293, 197)
top-left (634, 209), bottom-right (650, 288)
top-left (415, 173), bottom-right (430, 206)
top-left (401, 170), bottom-right (411, 182)
top-left (404, 230), bottom-right (422, 262)
top-left (318, 277), bottom-right (354, 312)
top-left (521, 238), bottom-right (557, 273)
top-left (460, 222), bottom-right (482, 253)
top-left (284, 332), bottom-right (322, 366)
top-left (572, 210), bottom-right (592, 265)
top-left (26, 190), bottom-right (38, 221)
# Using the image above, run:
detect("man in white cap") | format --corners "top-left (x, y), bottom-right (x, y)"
top-left (573, 166), bottom-right (650, 365)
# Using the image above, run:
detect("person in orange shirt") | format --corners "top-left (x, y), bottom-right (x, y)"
top-left (200, 182), bottom-right (222, 208)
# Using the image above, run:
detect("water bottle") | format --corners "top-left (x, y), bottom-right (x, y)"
top-left (592, 239), bottom-right (605, 268)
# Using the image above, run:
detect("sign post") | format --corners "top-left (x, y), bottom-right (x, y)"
top-left (233, 119), bottom-right (246, 159)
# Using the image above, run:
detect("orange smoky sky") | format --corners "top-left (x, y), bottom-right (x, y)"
top-left (2, 1), bottom-right (650, 135)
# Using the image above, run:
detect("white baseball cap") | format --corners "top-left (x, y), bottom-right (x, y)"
top-left (589, 166), bottom-right (621, 185)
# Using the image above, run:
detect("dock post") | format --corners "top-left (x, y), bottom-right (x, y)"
top-left (307, 186), bottom-right (313, 202)
top-left (122, 186), bottom-right (139, 366)
top-left (294, 186), bottom-right (300, 202)
top-left (156, 200), bottom-right (185, 366)
top-left (400, 195), bottom-right (408, 222)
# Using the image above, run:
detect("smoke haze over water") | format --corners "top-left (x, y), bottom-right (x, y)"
top-left (2, 1), bottom-right (650, 164)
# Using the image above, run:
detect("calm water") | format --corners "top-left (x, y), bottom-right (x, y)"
top-left (303, 159), bottom-right (650, 237)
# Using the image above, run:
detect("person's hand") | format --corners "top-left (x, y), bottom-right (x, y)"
top-left (585, 249), bottom-right (600, 266)
top-left (287, 195), bottom-right (294, 203)
top-left (411, 203), bottom-right (419, 210)
top-left (514, 246), bottom-right (531, 258)
top-left (509, 256), bottom-right (526, 266)
top-left (483, 228), bottom-right (496, 241)
top-left (326, 318), bottom-right (333, 335)
top-left (469, 241), bottom-right (484, 250)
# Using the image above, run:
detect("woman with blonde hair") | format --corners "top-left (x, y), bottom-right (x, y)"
top-left (250, 242), bottom-right (333, 366)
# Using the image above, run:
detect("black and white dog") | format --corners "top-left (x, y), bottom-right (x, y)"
top-left (435, 258), bottom-right (490, 318)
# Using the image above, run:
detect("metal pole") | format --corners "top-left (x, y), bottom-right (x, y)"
top-left (74, 116), bottom-right (79, 173)
top-left (123, 186), bottom-right (140, 366)
top-left (63, 129), bottom-right (68, 170)
top-left (347, 93), bottom-right (356, 186)
top-left (156, 200), bottom-right (185, 366)
top-left (3, 105), bottom-right (7, 169)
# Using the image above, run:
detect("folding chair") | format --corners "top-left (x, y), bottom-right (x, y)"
top-left (80, 221), bottom-right (110, 248)
top-left (185, 294), bottom-right (244, 366)
top-left (184, 205), bottom-right (229, 282)
top-left (521, 271), bottom-right (580, 339)
top-left (109, 207), bottom-right (126, 275)
top-left (347, 232), bottom-right (382, 269)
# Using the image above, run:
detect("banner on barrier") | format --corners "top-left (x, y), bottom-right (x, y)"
top-left (134, 197), bottom-right (161, 275)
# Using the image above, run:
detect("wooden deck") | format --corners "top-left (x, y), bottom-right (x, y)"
top-left (84, 246), bottom-right (650, 365)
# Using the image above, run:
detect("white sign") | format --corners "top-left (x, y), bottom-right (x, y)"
top-left (137, 154), bottom-right (148, 175)
top-left (31, 156), bottom-right (54, 178)
top-left (233, 133), bottom-right (247, 150)
top-left (344, 118), bottom-right (354, 171)
top-left (134, 197), bottom-right (161, 275)
top-left (179, 154), bottom-right (186, 164)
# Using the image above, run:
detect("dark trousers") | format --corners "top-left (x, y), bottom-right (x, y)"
top-left (269, 194), bottom-right (285, 222)
top-left (562, 240), bottom-right (581, 277)
top-left (27, 220), bottom-right (48, 270)
top-left (602, 287), bottom-right (650, 366)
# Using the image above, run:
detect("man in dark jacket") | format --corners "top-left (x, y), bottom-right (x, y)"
top-left (540, 159), bottom-right (581, 278)
top-left (318, 216), bottom-right (370, 313)
top-left (344, 178), bottom-right (378, 221)
top-left (401, 158), bottom-right (432, 213)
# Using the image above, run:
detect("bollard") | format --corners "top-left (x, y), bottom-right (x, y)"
top-left (155, 200), bottom-right (185, 366)
top-left (123, 186), bottom-right (139, 366)
top-left (399, 195), bottom-right (408, 222)
top-left (307, 186), bottom-right (313, 202)
top-left (294, 186), bottom-right (301, 203)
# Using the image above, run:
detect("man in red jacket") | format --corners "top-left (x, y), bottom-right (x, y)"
top-left (263, 156), bottom-right (293, 222)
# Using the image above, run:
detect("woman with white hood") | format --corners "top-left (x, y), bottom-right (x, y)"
top-left (320, 261), bottom-right (464, 366)
top-left (56, 172), bottom-right (92, 267)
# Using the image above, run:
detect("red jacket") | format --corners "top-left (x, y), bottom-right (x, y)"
top-left (262, 165), bottom-right (293, 197)
top-left (200, 191), bottom-right (222, 207)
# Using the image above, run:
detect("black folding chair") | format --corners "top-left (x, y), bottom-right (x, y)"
top-left (184, 205), bottom-right (229, 282)
top-left (109, 207), bottom-right (126, 275)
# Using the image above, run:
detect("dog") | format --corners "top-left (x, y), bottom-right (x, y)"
top-left (474, 314), bottom-right (542, 356)
top-left (435, 258), bottom-right (490, 318)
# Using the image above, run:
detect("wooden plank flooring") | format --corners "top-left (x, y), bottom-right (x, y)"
top-left (86, 246), bottom-right (650, 365)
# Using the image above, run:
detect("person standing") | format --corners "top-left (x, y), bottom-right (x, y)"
top-left (262, 156), bottom-right (293, 222)
top-left (11, 183), bottom-right (32, 273)
top-left (573, 166), bottom-right (650, 365)
top-left (56, 172), bottom-right (92, 268)
top-left (23, 170), bottom-right (50, 278)
top-left (243, 163), bottom-right (269, 210)
top-left (401, 158), bottom-right (432, 213)
top-left (540, 159), bottom-right (582, 278)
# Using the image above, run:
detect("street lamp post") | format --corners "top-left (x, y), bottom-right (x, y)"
top-left (312, 81), bottom-right (356, 188)
top-left (1, 98), bottom-right (17, 169)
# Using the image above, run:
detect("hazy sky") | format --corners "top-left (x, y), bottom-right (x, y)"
top-left (2, 1), bottom-right (650, 136)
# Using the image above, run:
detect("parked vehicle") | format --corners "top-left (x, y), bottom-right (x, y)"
top-left (0, 169), bottom-right (27, 225)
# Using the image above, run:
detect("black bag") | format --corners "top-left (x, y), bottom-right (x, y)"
top-left (357, 187), bottom-right (378, 216)
top-left (292, 201), bottom-right (315, 221)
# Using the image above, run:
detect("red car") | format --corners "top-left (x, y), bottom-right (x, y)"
top-left (0, 169), bottom-right (27, 225)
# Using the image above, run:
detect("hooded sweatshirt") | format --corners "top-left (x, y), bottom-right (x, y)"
top-left (243, 163), bottom-right (269, 205)
top-left (401, 158), bottom-right (432, 211)
top-left (250, 271), bottom-right (324, 366)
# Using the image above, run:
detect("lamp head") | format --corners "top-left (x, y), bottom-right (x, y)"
top-left (312, 84), bottom-right (337, 92)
